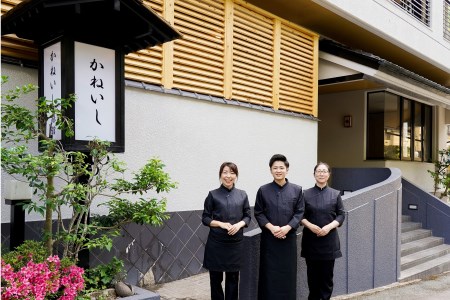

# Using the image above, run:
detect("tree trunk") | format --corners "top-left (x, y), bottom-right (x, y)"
top-left (45, 174), bottom-right (54, 256)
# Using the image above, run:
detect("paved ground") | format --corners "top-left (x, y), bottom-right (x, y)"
top-left (152, 272), bottom-right (210, 300)
top-left (152, 271), bottom-right (450, 300)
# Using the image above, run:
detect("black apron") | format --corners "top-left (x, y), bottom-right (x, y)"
top-left (258, 230), bottom-right (297, 300)
top-left (203, 229), bottom-right (244, 272)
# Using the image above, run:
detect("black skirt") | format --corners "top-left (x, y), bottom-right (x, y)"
top-left (203, 230), bottom-right (244, 272)
top-left (258, 230), bottom-right (297, 300)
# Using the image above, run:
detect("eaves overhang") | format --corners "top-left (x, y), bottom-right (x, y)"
top-left (320, 40), bottom-right (450, 108)
top-left (1, 0), bottom-right (181, 53)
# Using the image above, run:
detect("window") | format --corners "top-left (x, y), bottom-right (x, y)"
top-left (445, 0), bottom-right (450, 41)
top-left (391, 0), bottom-right (431, 26)
top-left (367, 91), bottom-right (432, 162)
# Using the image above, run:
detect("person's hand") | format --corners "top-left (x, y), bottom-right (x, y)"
top-left (270, 225), bottom-right (282, 237)
top-left (220, 222), bottom-right (233, 231)
top-left (228, 221), bottom-right (244, 235)
top-left (317, 224), bottom-right (332, 237)
top-left (275, 225), bottom-right (291, 239)
top-left (271, 225), bottom-right (290, 239)
top-left (308, 223), bottom-right (322, 235)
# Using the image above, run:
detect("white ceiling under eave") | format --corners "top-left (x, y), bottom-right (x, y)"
top-left (319, 52), bottom-right (450, 109)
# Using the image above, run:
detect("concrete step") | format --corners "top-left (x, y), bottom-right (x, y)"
top-left (401, 236), bottom-right (444, 256)
top-left (401, 244), bottom-right (450, 270)
top-left (402, 215), bottom-right (411, 222)
top-left (401, 229), bottom-right (432, 244)
top-left (401, 221), bottom-right (422, 233)
top-left (399, 253), bottom-right (450, 282)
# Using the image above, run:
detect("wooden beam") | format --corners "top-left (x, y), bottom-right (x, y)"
top-left (273, 19), bottom-right (281, 110)
top-left (162, 0), bottom-right (175, 89)
top-left (224, 0), bottom-right (234, 99)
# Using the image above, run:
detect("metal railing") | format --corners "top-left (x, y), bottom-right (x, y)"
top-left (445, 1), bottom-right (450, 41)
top-left (390, 0), bottom-right (431, 26)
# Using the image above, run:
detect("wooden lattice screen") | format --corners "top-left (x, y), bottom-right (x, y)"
top-left (1, 0), bottom-right (318, 116)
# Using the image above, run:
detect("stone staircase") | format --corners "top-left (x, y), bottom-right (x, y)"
top-left (400, 215), bottom-right (450, 282)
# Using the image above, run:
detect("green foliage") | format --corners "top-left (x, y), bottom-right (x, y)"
top-left (1, 240), bottom-right (48, 269)
top-left (83, 257), bottom-right (124, 293)
top-left (1, 76), bottom-right (177, 263)
top-left (1, 240), bottom-right (74, 270)
top-left (428, 148), bottom-right (450, 198)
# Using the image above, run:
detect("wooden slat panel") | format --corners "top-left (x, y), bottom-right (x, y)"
top-left (233, 90), bottom-right (272, 105)
top-left (233, 14), bottom-right (273, 38)
top-left (232, 2), bottom-right (274, 107)
top-left (1, 1), bottom-right (38, 61)
top-left (233, 61), bottom-right (272, 78)
top-left (279, 21), bottom-right (316, 114)
top-left (173, 0), bottom-right (225, 96)
top-left (124, 0), bottom-right (164, 85)
top-left (233, 68), bottom-right (272, 83)
top-left (175, 40), bottom-right (222, 63)
top-left (173, 78), bottom-right (224, 94)
top-left (143, 0), bottom-right (164, 15)
top-left (1, 0), bottom-right (20, 13)
top-left (174, 47), bottom-right (223, 68)
top-left (232, 45), bottom-right (271, 66)
top-left (125, 65), bottom-right (162, 85)
top-left (174, 64), bottom-right (223, 80)
top-left (2, 0), bottom-right (318, 116)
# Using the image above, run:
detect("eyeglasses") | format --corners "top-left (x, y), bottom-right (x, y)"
top-left (315, 170), bottom-right (329, 174)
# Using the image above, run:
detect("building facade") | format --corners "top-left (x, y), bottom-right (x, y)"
top-left (2, 0), bottom-right (449, 289)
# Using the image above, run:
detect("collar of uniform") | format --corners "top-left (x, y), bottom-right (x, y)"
top-left (273, 178), bottom-right (289, 188)
top-left (314, 184), bottom-right (328, 191)
top-left (220, 184), bottom-right (235, 192)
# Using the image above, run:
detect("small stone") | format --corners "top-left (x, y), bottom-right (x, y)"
top-left (115, 281), bottom-right (134, 297)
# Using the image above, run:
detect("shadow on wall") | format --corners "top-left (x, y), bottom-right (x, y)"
top-left (239, 168), bottom-right (402, 300)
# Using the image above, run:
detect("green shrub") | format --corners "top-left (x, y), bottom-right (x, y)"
top-left (83, 257), bottom-right (125, 293)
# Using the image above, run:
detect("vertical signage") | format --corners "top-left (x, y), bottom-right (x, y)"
top-left (43, 42), bottom-right (62, 140)
top-left (74, 42), bottom-right (116, 142)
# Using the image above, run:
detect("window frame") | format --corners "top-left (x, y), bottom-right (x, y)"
top-left (366, 90), bottom-right (432, 162)
top-left (444, 0), bottom-right (450, 41)
top-left (390, 0), bottom-right (431, 26)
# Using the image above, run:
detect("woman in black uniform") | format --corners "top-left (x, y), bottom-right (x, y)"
top-left (202, 162), bottom-right (251, 300)
top-left (301, 162), bottom-right (345, 300)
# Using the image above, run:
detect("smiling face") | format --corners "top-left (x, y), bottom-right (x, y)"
top-left (314, 163), bottom-right (330, 186)
top-left (270, 160), bottom-right (288, 184)
top-left (220, 165), bottom-right (237, 189)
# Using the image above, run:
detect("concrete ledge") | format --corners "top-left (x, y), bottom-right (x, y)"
top-left (125, 286), bottom-right (160, 300)
top-left (239, 228), bottom-right (261, 300)
top-left (89, 286), bottom-right (160, 300)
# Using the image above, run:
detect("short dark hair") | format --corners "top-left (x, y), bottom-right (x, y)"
top-left (314, 162), bottom-right (331, 173)
top-left (269, 154), bottom-right (289, 168)
top-left (219, 162), bottom-right (239, 178)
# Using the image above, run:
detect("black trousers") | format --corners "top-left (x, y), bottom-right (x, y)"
top-left (305, 259), bottom-right (335, 300)
top-left (209, 271), bottom-right (239, 300)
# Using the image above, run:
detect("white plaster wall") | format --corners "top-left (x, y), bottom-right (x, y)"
top-left (117, 87), bottom-right (318, 213)
top-left (1, 65), bottom-right (39, 223)
top-left (1, 64), bottom-right (76, 222)
top-left (1, 63), bottom-right (318, 222)
top-left (317, 0), bottom-right (450, 72)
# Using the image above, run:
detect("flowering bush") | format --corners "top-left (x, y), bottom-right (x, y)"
top-left (1, 255), bottom-right (84, 300)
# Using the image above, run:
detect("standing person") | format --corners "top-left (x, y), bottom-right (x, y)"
top-left (202, 162), bottom-right (251, 300)
top-left (301, 162), bottom-right (345, 300)
top-left (254, 154), bottom-right (304, 300)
